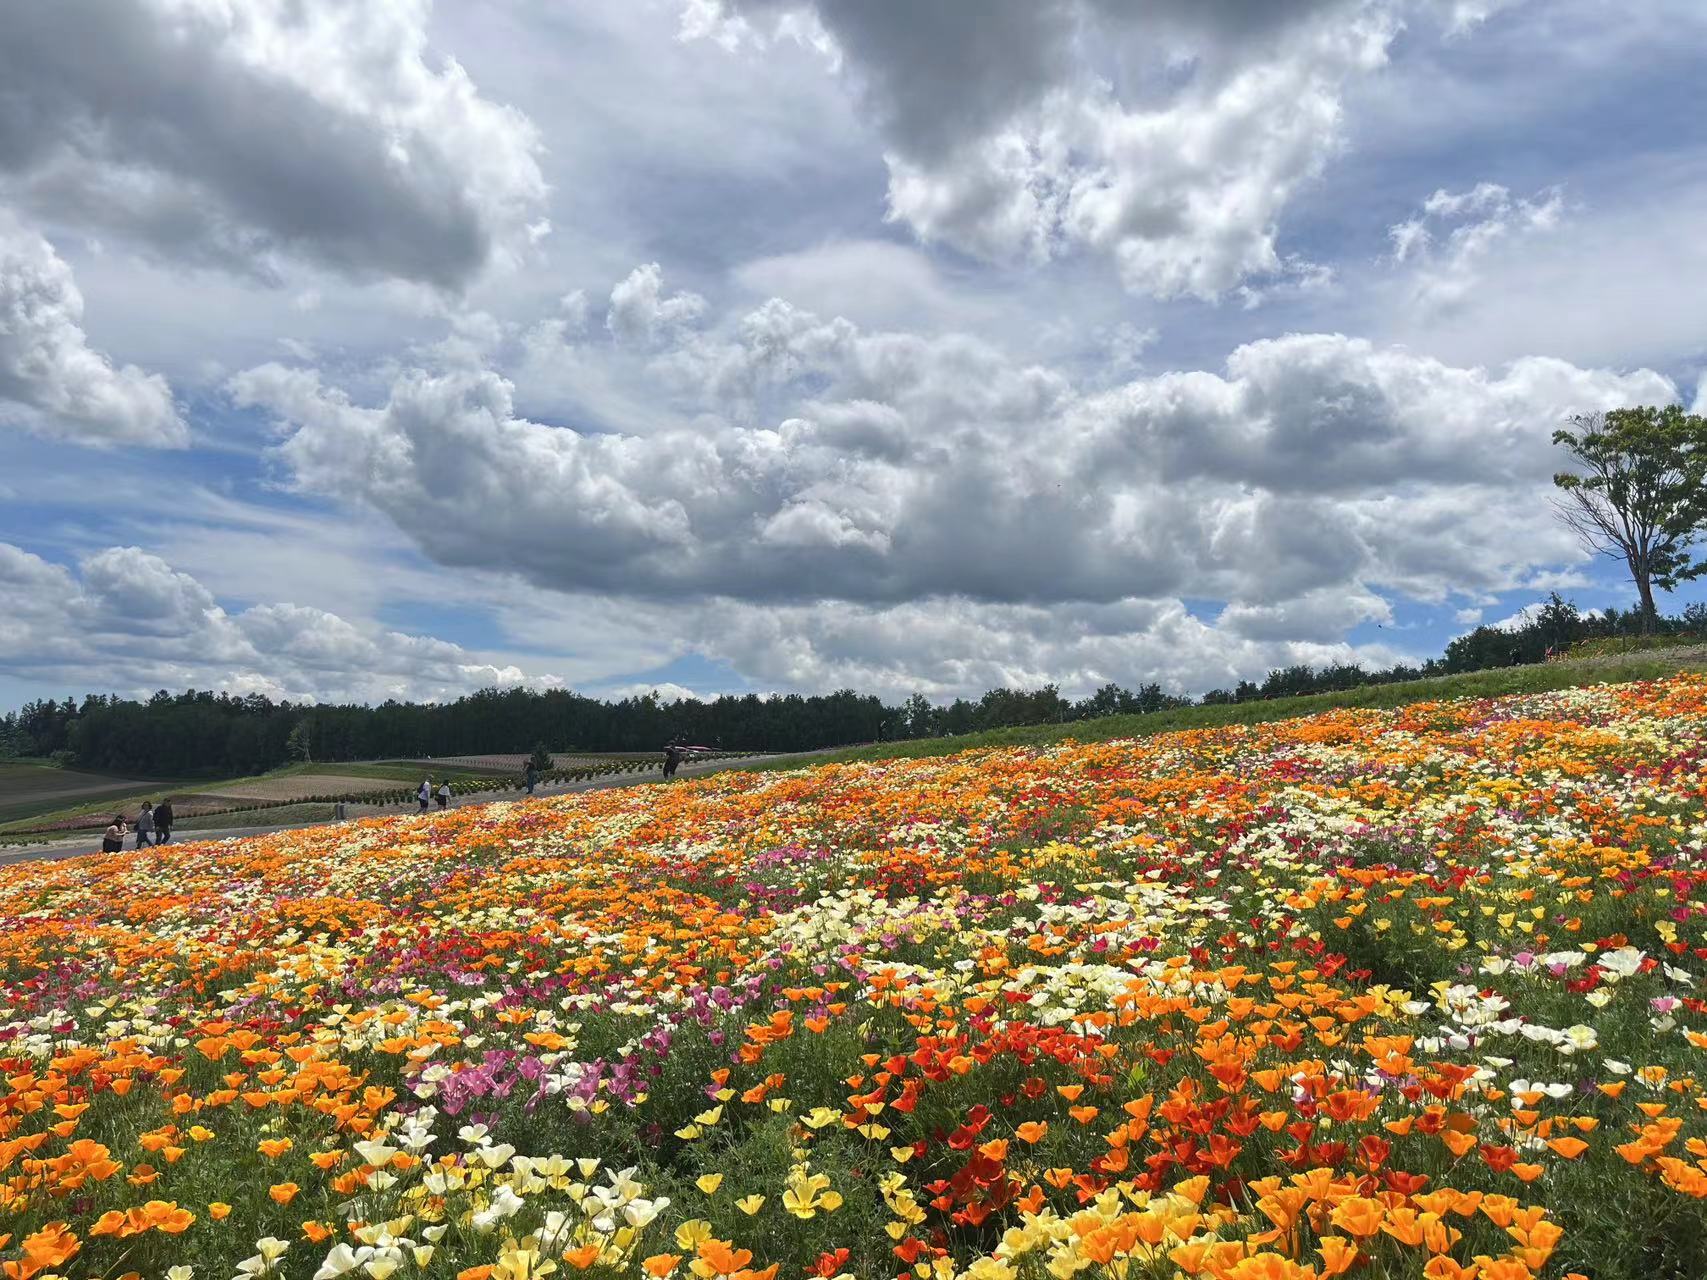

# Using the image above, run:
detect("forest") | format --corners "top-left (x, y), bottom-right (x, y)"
top-left (3, 594), bottom-right (1698, 777)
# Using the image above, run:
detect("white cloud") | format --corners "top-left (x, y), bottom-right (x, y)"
top-left (684, 0), bottom-right (1405, 300)
top-left (606, 263), bottom-right (709, 344)
top-left (230, 283), bottom-right (1671, 629)
top-left (0, 0), bottom-right (547, 290)
top-left (0, 542), bottom-right (548, 704)
top-left (0, 211), bottom-right (185, 447)
top-left (1388, 181), bottom-right (1565, 314)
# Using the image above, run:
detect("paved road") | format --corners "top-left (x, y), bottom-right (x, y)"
top-left (0, 748), bottom-right (850, 869)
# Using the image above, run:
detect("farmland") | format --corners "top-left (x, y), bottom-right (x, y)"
top-left (1, 672), bottom-right (1706, 1278)
top-left (0, 761), bottom-right (502, 838)
top-left (0, 754), bottom-right (752, 840)
top-left (0, 760), bottom-right (191, 827)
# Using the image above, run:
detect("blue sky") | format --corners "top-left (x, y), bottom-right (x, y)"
top-left (2, 0), bottom-right (1706, 710)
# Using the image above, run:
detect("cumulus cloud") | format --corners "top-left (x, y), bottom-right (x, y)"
top-left (606, 264), bottom-right (709, 344)
top-left (1389, 182), bottom-right (1566, 314)
top-left (230, 282), bottom-right (1672, 636)
top-left (0, 0), bottom-right (547, 290)
top-left (0, 542), bottom-right (542, 704)
top-left (678, 593), bottom-right (1410, 702)
top-left (683, 0), bottom-right (1405, 299)
top-left (0, 211), bottom-right (185, 447)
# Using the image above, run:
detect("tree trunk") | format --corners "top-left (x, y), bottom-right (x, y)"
top-left (1637, 573), bottom-right (1658, 635)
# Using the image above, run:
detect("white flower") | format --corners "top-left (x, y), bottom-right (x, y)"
top-left (470, 1184), bottom-right (524, 1232)
top-left (1598, 947), bottom-right (1645, 980)
top-left (313, 1245), bottom-right (370, 1280)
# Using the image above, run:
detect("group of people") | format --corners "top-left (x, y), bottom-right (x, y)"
top-left (101, 799), bottom-right (174, 853)
top-left (417, 778), bottom-right (452, 812)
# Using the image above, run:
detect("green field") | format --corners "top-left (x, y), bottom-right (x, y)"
top-left (778, 644), bottom-right (1707, 767)
top-left (0, 759), bottom-right (499, 838)
top-left (0, 760), bottom-right (197, 826)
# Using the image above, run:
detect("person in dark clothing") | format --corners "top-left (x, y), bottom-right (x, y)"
top-left (436, 780), bottom-right (451, 810)
top-left (524, 763), bottom-right (538, 795)
top-left (1509, 646), bottom-right (1523, 667)
top-left (663, 744), bottom-right (682, 779)
top-left (153, 798), bottom-right (174, 844)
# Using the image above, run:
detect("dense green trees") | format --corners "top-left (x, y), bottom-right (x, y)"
top-left (2, 595), bottom-right (1702, 777)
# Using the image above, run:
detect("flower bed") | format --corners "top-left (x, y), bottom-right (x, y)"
top-left (1, 676), bottom-right (1705, 1279)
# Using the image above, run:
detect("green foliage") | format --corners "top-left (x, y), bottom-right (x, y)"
top-left (528, 742), bottom-right (554, 773)
top-left (1553, 404), bottom-right (1707, 629)
top-left (285, 716), bottom-right (314, 763)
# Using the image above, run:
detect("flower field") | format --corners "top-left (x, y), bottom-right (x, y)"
top-left (3, 677), bottom-right (1707, 1280)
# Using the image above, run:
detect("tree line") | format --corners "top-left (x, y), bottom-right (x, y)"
top-left (3, 592), bottom-right (1700, 779)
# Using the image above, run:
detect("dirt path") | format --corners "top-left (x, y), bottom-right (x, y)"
top-left (0, 749), bottom-right (847, 869)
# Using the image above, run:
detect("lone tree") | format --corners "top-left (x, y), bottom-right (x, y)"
top-left (1552, 405), bottom-right (1707, 633)
top-left (286, 716), bottom-right (314, 764)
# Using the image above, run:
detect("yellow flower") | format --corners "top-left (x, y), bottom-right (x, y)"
top-left (782, 1168), bottom-right (843, 1219)
top-left (695, 1174), bottom-right (724, 1195)
top-left (674, 1220), bottom-right (713, 1251)
top-left (735, 1194), bottom-right (765, 1215)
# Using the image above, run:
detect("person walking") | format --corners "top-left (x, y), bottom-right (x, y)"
top-left (153, 797), bottom-right (174, 844)
top-left (417, 779), bottom-right (431, 813)
top-left (663, 743), bottom-right (682, 780)
top-left (435, 780), bottom-right (451, 810)
top-left (134, 801), bottom-right (155, 849)
top-left (101, 814), bottom-right (126, 854)
top-left (524, 762), bottom-right (538, 795)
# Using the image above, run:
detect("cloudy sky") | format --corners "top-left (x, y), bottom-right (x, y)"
top-left (2, 0), bottom-right (1705, 710)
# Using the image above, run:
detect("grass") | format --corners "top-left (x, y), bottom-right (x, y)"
top-left (0, 760), bottom-right (199, 826)
top-left (772, 644), bottom-right (1707, 769)
top-left (0, 761), bottom-right (500, 837)
top-left (268, 761), bottom-right (496, 783)
top-left (172, 801), bottom-right (336, 831)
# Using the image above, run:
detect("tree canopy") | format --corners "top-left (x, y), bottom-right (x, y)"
top-left (1553, 405), bottom-right (1707, 631)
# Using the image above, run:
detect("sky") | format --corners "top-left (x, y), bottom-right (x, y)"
top-left (2, 0), bottom-right (1706, 712)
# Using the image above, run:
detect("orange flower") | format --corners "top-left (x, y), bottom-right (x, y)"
top-left (16, 1222), bottom-right (80, 1271)
top-left (1330, 1196), bottom-right (1385, 1238)
top-left (1317, 1236), bottom-right (1358, 1277)
top-left (1545, 1137), bottom-right (1588, 1160)
top-left (642, 1256), bottom-right (683, 1278)
top-left (209, 1202), bottom-right (232, 1220)
top-left (1014, 1121), bottom-right (1048, 1144)
top-left (1441, 1130), bottom-right (1479, 1158)
top-left (1422, 1259), bottom-right (1481, 1280)
top-left (269, 1181), bottom-right (300, 1204)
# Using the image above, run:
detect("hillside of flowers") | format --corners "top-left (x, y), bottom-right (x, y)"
top-left (3, 676), bottom-right (1707, 1280)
